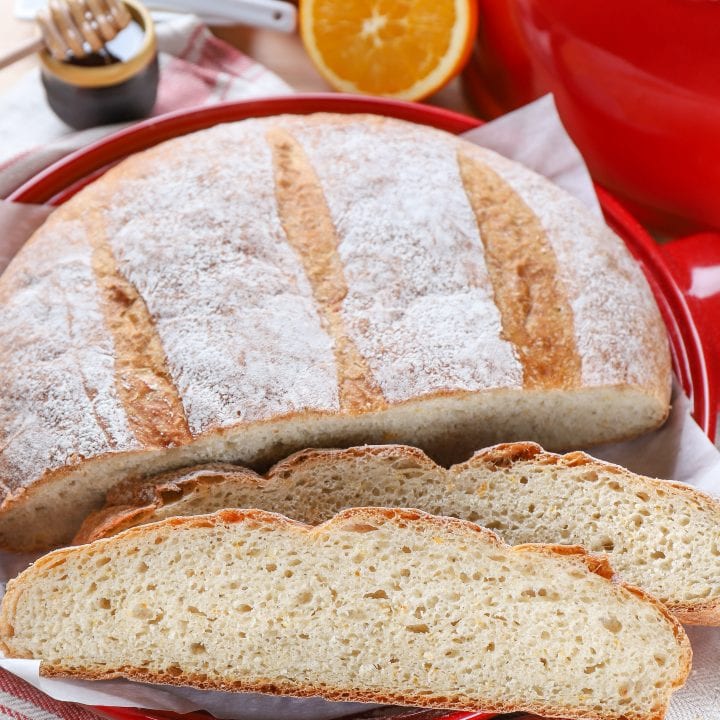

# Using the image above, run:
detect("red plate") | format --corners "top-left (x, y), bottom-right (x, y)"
top-left (8, 93), bottom-right (719, 720)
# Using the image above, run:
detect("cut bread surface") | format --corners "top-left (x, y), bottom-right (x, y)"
top-left (76, 442), bottom-right (720, 625)
top-left (0, 112), bottom-right (670, 551)
top-left (1, 508), bottom-right (690, 720)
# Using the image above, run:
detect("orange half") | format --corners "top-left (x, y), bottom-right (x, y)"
top-left (300, 0), bottom-right (478, 101)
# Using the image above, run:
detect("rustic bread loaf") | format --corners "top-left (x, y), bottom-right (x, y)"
top-left (0, 113), bottom-right (671, 551)
top-left (75, 442), bottom-right (720, 625)
top-left (1, 508), bottom-right (690, 719)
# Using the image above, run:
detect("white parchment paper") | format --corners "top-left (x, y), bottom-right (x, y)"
top-left (0, 95), bottom-right (718, 719)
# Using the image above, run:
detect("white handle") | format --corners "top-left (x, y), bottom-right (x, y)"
top-left (149, 0), bottom-right (297, 32)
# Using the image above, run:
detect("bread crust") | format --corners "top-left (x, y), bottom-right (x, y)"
top-left (2, 507), bottom-right (692, 720)
top-left (35, 665), bottom-right (668, 720)
top-left (75, 442), bottom-right (720, 625)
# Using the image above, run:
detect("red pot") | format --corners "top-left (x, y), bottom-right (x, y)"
top-left (463, 0), bottom-right (720, 234)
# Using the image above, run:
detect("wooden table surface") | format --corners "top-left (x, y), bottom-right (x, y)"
top-left (0, 1), bottom-right (474, 114)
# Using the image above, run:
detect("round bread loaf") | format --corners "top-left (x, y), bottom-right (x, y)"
top-left (0, 113), bottom-right (671, 550)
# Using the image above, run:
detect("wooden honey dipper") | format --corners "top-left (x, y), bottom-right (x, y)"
top-left (0, 0), bottom-right (132, 70)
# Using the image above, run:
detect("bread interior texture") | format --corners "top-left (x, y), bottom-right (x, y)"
top-left (1, 509), bottom-right (689, 720)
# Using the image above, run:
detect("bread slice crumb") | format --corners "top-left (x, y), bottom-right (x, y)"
top-left (3, 507), bottom-right (690, 720)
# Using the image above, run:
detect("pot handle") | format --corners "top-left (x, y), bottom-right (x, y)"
top-left (658, 233), bottom-right (720, 437)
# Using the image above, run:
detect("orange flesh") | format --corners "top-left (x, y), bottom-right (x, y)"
top-left (303, 0), bottom-right (472, 98)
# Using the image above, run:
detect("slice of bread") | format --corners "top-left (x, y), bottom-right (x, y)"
top-left (75, 443), bottom-right (720, 625)
top-left (1, 508), bottom-right (690, 719)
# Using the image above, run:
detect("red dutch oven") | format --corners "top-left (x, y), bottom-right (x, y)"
top-left (8, 94), bottom-right (720, 720)
top-left (463, 0), bottom-right (720, 235)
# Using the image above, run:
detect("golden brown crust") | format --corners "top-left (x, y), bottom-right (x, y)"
top-left (267, 127), bottom-right (386, 414)
top-left (275, 443), bottom-right (439, 477)
top-left (106, 462), bottom-right (253, 506)
top-left (73, 505), bottom-right (156, 546)
top-left (3, 506), bottom-right (691, 720)
top-left (670, 600), bottom-right (720, 626)
top-left (457, 151), bottom-right (582, 390)
top-left (459, 441), bottom-right (546, 468)
top-left (513, 543), bottom-right (615, 580)
top-left (76, 442), bottom-right (720, 625)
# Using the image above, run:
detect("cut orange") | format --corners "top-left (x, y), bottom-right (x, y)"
top-left (300, 0), bottom-right (478, 101)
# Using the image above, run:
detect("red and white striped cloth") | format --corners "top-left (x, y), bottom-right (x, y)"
top-left (0, 667), bottom-right (101, 720)
top-left (0, 14), bottom-right (291, 198)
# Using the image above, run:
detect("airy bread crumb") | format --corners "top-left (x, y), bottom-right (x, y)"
top-left (2, 507), bottom-right (690, 720)
top-left (76, 442), bottom-right (720, 625)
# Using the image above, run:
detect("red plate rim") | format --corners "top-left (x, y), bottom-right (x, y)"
top-left (9, 92), bottom-right (713, 439)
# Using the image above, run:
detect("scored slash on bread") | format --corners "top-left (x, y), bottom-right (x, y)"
top-left (75, 442), bottom-right (720, 626)
top-left (1, 507), bottom-right (691, 720)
